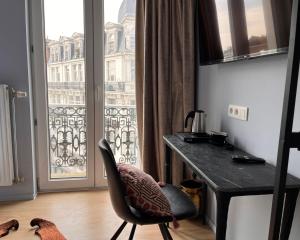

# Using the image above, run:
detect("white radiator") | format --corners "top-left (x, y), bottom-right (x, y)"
top-left (0, 85), bottom-right (14, 186)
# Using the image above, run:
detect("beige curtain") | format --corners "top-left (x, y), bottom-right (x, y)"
top-left (136, 0), bottom-right (197, 183)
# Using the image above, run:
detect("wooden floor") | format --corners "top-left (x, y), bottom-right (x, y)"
top-left (0, 191), bottom-right (214, 240)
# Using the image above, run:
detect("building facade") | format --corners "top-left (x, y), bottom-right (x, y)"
top-left (46, 0), bottom-right (136, 108)
top-left (45, 0), bottom-right (138, 176)
top-left (46, 33), bottom-right (85, 106)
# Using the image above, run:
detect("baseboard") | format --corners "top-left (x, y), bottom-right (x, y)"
top-left (0, 192), bottom-right (36, 202)
top-left (38, 186), bottom-right (108, 193)
top-left (206, 215), bottom-right (216, 233)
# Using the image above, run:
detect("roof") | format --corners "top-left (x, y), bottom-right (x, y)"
top-left (118, 0), bottom-right (136, 23)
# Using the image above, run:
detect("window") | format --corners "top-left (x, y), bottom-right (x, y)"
top-left (107, 61), bottom-right (116, 82)
top-left (70, 43), bottom-right (75, 59)
top-left (130, 35), bottom-right (135, 49)
top-left (103, 0), bottom-right (139, 168)
top-left (56, 95), bottom-right (61, 104)
top-left (60, 46), bottom-right (64, 61)
top-left (108, 34), bottom-right (115, 53)
top-left (107, 98), bottom-right (116, 105)
top-left (65, 66), bottom-right (70, 82)
top-left (125, 34), bottom-right (135, 50)
top-left (72, 64), bottom-right (77, 81)
top-left (126, 59), bottom-right (135, 82)
top-left (49, 95), bottom-right (54, 104)
top-left (78, 64), bottom-right (82, 81)
top-left (56, 67), bottom-right (60, 82)
top-left (55, 48), bottom-right (59, 62)
top-left (75, 42), bottom-right (81, 58)
top-left (50, 51), bottom-right (55, 62)
top-left (69, 95), bottom-right (74, 105)
top-left (50, 68), bottom-right (56, 82)
top-left (38, 0), bottom-right (92, 184)
top-left (75, 95), bottom-right (81, 104)
top-left (80, 40), bottom-right (84, 57)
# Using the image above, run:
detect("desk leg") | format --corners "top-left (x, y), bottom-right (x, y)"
top-left (279, 189), bottom-right (299, 240)
top-left (216, 192), bottom-right (231, 240)
top-left (202, 182), bottom-right (208, 225)
top-left (165, 144), bottom-right (172, 184)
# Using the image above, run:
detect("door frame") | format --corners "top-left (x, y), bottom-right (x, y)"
top-left (92, 0), bottom-right (106, 187)
top-left (29, 0), bottom-right (107, 191)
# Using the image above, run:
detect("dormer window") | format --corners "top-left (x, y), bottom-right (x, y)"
top-left (108, 34), bottom-right (115, 53)
top-left (55, 48), bottom-right (59, 62)
top-left (64, 45), bottom-right (69, 61)
top-left (75, 42), bottom-right (81, 58)
top-left (60, 46), bottom-right (64, 61)
top-left (70, 43), bottom-right (75, 59)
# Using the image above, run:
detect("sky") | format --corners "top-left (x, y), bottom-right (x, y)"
top-left (44, 0), bottom-right (123, 40)
top-left (44, 0), bottom-right (267, 50)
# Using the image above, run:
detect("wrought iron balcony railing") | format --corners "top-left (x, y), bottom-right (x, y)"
top-left (48, 82), bottom-right (86, 90)
top-left (48, 105), bottom-right (138, 172)
top-left (104, 106), bottom-right (138, 165)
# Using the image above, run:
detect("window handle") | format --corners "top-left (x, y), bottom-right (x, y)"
top-left (96, 86), bottom-right (102, 102)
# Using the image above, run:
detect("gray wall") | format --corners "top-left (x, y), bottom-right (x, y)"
top-left (198, 54), bottom-right (300, 239)
top-left (0, 0), bottom-right (36, 201)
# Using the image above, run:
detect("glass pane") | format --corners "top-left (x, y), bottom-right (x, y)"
top-left (44, 0), bottom-right (87, 179)
top-left (244, 0), bottom-right (268, 54)
top-left (215, 0), bottom-right (233, 58)
top-left (104, 0), bottom-right (139, 167)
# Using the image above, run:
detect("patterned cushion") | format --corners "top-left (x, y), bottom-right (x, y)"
top-left (117, 164), bottom-right (173, 217)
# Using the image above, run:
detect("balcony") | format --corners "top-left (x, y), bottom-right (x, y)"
top-left (105, 82), bottom-right (126, 92)
top-left (48, 82), bottom-right (85, 90)
top-left (48, 105), bottom-right (138, 178)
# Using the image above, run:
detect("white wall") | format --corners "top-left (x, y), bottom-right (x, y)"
top-left (0, 0), bottom-right (36, 201)
top-left (198, 54), bottom-right (300, 240)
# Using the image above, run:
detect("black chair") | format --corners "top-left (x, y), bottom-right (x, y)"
top-left (98, 138), bottom-right (197, 240)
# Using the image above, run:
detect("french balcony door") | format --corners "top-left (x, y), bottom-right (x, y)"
top-left (30, 0), bottom-right (139, 191)
top-left (31, 0), bottom-right (104, 190)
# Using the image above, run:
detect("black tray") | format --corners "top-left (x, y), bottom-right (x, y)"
top-left (175, 132), bottom-right (210, 143)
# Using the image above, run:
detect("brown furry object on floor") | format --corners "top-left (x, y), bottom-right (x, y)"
top-left (0, 219), bottom-right (19, 238)
top-left (30, 218), bottom-right (66, 240)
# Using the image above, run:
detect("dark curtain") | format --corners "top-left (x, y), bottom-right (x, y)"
top-left (135, 0), bottom-right (198, 183)
top-left (271, 0), bottom-right (293, 47)
top-left (199, 0), bottom-right (223, 63)
top-left (227, 0), bottom-right (250, 56)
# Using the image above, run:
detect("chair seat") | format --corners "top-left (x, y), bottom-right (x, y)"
top-left (161, 184), bottom-right (197, 220)
top-left (128, 184), bottom-right (197, 225)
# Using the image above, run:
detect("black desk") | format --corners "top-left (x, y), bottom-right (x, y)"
top-left (164, 135), bottom-right (300, 240)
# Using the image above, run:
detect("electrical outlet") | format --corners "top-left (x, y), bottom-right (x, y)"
top-left (228, 105), bottom-right (249, 121)
top-left (228, 105), bottom-right (235, 118)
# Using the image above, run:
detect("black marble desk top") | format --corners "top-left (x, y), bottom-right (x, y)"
top-left (164, 135), bottom-right (300, 194)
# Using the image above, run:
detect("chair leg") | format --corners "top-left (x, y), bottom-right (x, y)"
top-left (111, 221), bottom-right (127, 240)
top-left (163, 224), bottom-right (173, 240)
top-left (159, 224), bottom-right (173, 240)
top-left (128, 224), bottom-right (136, 240)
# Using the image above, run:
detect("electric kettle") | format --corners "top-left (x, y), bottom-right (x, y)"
top-left (184, 110), bottom-right (206, 134)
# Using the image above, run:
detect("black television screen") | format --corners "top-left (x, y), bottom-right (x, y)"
top-left (199, 0), bottom-right (293, 65)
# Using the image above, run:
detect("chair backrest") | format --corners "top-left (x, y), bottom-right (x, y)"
top-left (98, 138), bottom-right (134, 221)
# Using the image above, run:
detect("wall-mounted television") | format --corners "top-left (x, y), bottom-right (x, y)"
top-left (199, 0), bottom-right (293, 65)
